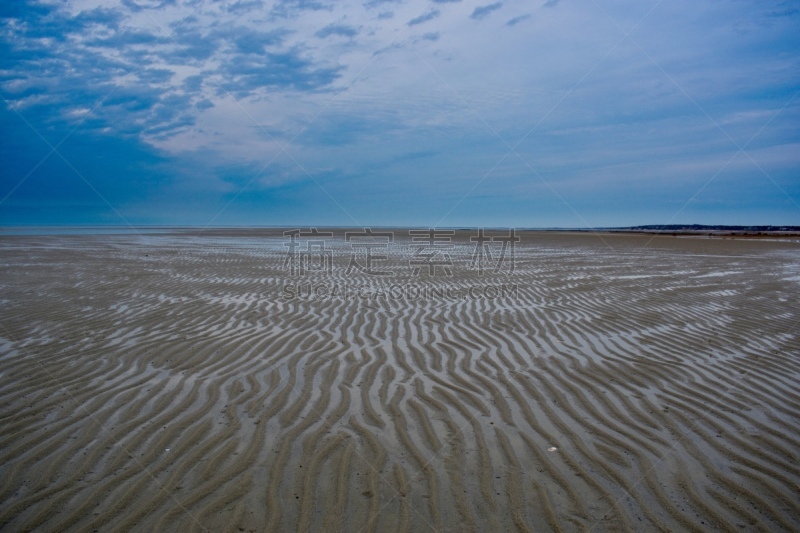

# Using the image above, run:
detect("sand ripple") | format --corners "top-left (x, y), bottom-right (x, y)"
top-left (1, 231), bottom-right (799, 531)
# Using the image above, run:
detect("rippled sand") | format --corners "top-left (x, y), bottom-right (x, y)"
top-left (1, 230), bottom-right (799, 532)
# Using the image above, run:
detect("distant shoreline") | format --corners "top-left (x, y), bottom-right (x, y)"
top-left (1, 224), bottom-right (799, 239)
top-left (569, 227), bottom-right (800, 239)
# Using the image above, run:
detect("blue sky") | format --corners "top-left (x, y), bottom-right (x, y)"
top-left (1, 0), bottom-right (798, 227)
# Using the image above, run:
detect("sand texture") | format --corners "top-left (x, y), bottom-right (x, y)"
top-left (1, 230), bottom-right (799, 532)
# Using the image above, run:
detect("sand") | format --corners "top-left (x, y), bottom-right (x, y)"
top-left (1, 230), bottom-right (799, 532)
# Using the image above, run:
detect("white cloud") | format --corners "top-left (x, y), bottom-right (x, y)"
top-left (2, 0), bottom-right (798, 223)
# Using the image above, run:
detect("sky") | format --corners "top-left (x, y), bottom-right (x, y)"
top-left (0, 0), bottom-right (798, 228)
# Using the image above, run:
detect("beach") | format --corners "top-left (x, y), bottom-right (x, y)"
top-left (1, 230), bottom-right (799, 532)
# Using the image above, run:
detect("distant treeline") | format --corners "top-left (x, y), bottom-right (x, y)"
top-left (604, 225), bottom-right (800, 232)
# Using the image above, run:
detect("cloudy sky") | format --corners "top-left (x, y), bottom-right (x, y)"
top-left (1, 0), bottom-right (798, 227)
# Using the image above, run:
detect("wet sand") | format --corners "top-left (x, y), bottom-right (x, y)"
top-left (1, 230), bottom-right (799, 532)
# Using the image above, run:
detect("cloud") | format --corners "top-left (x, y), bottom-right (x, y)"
top-left (195, 98), bottom-right (214, 110)
top-left (1, 0), bottom-right (798, 226)
top-left (218, 50), bottom-right (344, 97)
top-left (121, 0), bottom-right (177, 13)
top-left (408, 9), bottom-right (440, 26)
top-left (315, 24), bottom-right (358, 38)
top-left (138, 68), bottom-right (175, 84)
top-left (471, 2), bottom-right (503, 20)
top-left (297, 111), bottom-right (402, 146)
top-left (232, 28), bottom-right (287, 54)
top-left (364, 0), bottom-right (401, 8)
top-left (158, 24), bottom-right (221, 63)
top-left (270, 0), bottom-right (332, 18)
top-left (543, 0), bottom-right (559, 7)
top-left (225, 0), bottom-right (265, 14)
top-left (86, 29), bottom-right (163, 49)
top-left (506, 14), bottom-right (530, 26)
top-left (0, 0), bottom-right (346, 142)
